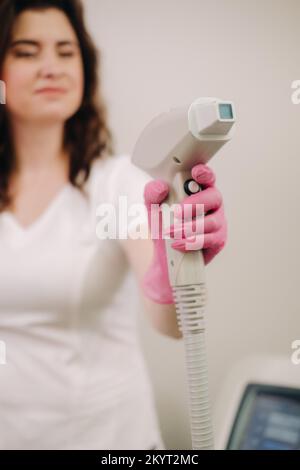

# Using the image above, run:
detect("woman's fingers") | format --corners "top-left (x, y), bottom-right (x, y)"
top-left (165, 203), bottom-right (225, 238)
top-left (191, 163), bottom-right (216, 188)
top-left (143, 164), bottom-right (216, 214)
top-left (143, 166), bottom-right (223, 240)
top-left (203, 204), bottom-right (225, 233)
top-left (171, 222), bottom-right (227, 252)
top-left (143, 164), bottom-right (227, 263)
top-left (173, 164), bottom-right (219, 221)
top-left (144, 179), bottom-right (169, 207)
top-left (173, 186), bottom-right (223, 221)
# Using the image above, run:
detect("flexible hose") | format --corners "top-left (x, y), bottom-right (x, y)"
top-left (173, 283), bottom-right (214, 450)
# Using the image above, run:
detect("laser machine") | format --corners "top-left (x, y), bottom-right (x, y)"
top-left (132, 97), bottom-right (236, 449)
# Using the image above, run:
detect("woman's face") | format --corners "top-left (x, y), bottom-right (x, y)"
top-left (1, 8), bottom-right (84, 124)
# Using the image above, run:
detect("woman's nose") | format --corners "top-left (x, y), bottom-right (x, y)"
top-left (38, 55), bottom-right (64, 78)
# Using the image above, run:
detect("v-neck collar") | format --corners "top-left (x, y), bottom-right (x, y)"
top-left (1, 183), bottom-right (71, 237)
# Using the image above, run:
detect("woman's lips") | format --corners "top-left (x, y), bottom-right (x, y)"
top-left (35, 87), bottom-right (67, 94)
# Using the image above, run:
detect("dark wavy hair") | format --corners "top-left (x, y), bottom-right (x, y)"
top-left (0, 0), bottom-right (115, 211)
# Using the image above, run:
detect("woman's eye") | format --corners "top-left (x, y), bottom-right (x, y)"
top-left (14, 51), bottom-right (35, 58)
top-left (12, 50), bottom-right (76, 59)
top-left (59, 52), bottom-right (75, 58)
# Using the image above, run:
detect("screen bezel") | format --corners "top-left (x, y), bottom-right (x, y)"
top-left (226, 383), bottom-right (300, 450)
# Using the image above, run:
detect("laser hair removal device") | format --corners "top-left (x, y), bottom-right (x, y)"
top-left (132, 97), bottom-right (236, 450)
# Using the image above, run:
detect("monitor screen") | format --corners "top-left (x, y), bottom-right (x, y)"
top-left (227, 383), bottom-right (300, 450)
top-left (218, 103), bottom-right (233, 120)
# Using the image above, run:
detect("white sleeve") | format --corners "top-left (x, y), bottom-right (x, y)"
top-left (110, 154), bottom-right (154, 240)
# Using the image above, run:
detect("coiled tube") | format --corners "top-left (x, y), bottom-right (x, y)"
top-left (173, 283), bottom-right (214, 450)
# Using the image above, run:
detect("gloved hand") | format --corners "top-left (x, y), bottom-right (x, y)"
top-left (142, 163), bottom-right (227, 304)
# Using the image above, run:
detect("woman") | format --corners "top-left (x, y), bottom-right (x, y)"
top-left (0, 0), bottom-right (227, 450)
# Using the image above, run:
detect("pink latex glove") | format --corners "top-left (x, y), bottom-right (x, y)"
top-left (142, 163), bottom-right (227, 304)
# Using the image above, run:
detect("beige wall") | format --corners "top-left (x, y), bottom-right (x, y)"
top-left (85, 0), bottom-right (300, 449)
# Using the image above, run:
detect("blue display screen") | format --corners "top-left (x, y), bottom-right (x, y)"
top-left (227, 384), bottom-right (300, 450)
top-left (219, 103), bottom-right (233, 120)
